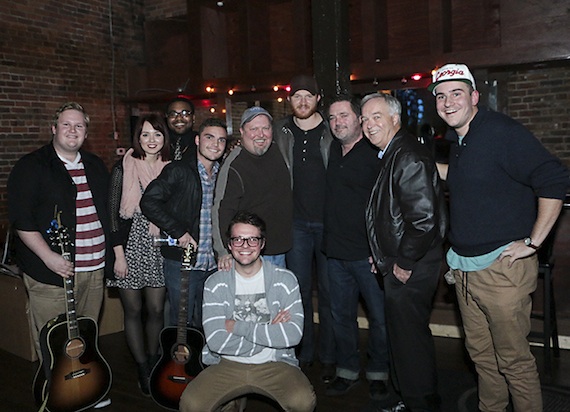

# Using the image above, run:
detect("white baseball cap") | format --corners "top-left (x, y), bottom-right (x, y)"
top-left (428, 63), bottom-right (476, 95)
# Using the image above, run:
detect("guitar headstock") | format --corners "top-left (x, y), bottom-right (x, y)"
top-left (181, 244), bottom-right (197, 271)
top-left (46, 208), bottom-right (72, 259)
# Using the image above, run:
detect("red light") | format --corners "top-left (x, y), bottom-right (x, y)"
top-left (285, 85), bottom-right (291, 92)
top-left (411, 73), bottom-right (423, 81)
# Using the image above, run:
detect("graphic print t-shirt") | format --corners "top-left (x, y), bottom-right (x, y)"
top-left (224, 267), bottom-right (276, 364)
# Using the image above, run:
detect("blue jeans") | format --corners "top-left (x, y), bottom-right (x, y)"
top-left (286, 219), bottom-right (335, 364)
top-left (328, 258), bottom-right (389, 381)
top-left (163, 258), bottom-right (213, 328)
top-left (262, 254), bottom-right (286, 268)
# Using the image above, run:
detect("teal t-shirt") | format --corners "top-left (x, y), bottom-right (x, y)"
top-left (446, 242), bottom-right (512, 271)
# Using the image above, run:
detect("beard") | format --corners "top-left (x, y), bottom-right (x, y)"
top-left (292, 104), bottom-right (317, 120)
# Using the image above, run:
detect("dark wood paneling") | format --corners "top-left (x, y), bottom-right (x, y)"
top-left (144, 18), bottom-right (191, 93)
top-left (450, 0), bottom-right (501, 52)
top-left (140, 0), bottom-right (570, 96)
top-left (201, 6), bottom-right (229, 80)
top-left (387, 0), bottom-right (431, 58)
top-left (352, 0), bottom-right (570, 81)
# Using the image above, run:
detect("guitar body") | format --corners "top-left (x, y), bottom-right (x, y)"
top-left (33, 314), bottom-right (112, 412)
top-left (149, 326), bottom-right (205, 411)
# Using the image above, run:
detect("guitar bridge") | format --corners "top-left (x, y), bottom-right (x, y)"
top-left (65, 368), bottom-right (90, 380)
top-left (168, 375), bottom-right (190, 384)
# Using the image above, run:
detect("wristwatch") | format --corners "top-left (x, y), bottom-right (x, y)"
top-left (524, 237), bottom-right (540, 250)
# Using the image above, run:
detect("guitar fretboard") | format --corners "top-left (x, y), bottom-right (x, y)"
top-left (177, 246), bottom-right (196, 344)
top-left (61, 250), bottom-right (80, 340)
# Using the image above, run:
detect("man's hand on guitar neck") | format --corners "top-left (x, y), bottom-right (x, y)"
top-left (17, 230), bottom-right (75, 278)
top-left (45, 252), bottom-right (75, 278)
top-left (177, 232), bottom-right (198, 249)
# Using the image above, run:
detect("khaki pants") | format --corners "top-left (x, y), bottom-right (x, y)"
top-left (180, 358), bottom-right (316, 412)
top-left (23, 269), bottom-right (105, 360)
top-left (453, 256), bottom-right (542, 412)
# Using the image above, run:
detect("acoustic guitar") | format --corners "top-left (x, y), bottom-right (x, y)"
top-left (33, 211), bottom-right (112, 412)
top-left (149, 243), bottom-right (205, 410)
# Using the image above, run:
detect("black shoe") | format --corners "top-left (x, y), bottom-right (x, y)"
top-left (136, 362), bottom-right (151, 397)
top-left (321, 363), bottom-right (336, 384)
top-left (369, 380), bottom-right (389, 401)
top-left (379, 401), bottom-right (408, 412)
top-left (147, 354), bottom-right (160, 371)
top-left (325, 376), bottom-right (360, 396)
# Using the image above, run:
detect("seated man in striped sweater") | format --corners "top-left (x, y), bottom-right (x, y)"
top-left (180, 211), bottom-right (316, 412)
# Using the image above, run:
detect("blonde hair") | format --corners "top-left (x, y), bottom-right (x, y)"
top-left (52, 102), bottom-right (90, 129)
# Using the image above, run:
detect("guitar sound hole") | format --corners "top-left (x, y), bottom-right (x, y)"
top-left (172, 344), bottom-right (190, 364)
top-left (65, 338), bottom-right (85, 358)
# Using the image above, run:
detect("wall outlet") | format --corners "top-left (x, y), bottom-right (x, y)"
top-left (116, 147), bottom-right (126, 156)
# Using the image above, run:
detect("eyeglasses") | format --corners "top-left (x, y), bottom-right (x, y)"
top-left (167, 110), bottom-right (193, 119)
top-left (229, 236), bottom-right (264, 247)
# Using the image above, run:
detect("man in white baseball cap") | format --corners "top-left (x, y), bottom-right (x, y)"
top-left (427, 63), bottom-right (476, 95)
top-left (431, 63), bottom-right (568, 412)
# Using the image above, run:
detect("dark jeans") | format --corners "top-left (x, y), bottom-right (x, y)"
top-left (383, 246), bottom-right (442, 411)
top-left (163, 258), bottom-right (214, 328)
top-left (328, 258), bottom-right (389, 381)
top-left (286, 219), bottom-right (335, 364)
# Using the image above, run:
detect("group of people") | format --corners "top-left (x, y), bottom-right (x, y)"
top-left (7, 62), bottom-right (568, 412)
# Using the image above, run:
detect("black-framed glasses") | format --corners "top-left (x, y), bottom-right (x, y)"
top-left (229, 236), bottom-right (264, 247)
top-left (167, 110), bottom-right (193, 119)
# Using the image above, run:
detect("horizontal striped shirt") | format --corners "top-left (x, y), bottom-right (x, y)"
top-left (62, 153), bottom-right (105, 272)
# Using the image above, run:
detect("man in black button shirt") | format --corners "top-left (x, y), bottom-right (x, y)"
top-left (323, 94), bottom-right (389, 402)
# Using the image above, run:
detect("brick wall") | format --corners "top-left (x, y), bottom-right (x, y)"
top-left (144, 0), bottom-right (187, 20)
top-left (0, 0), bottom-right (147, 227)
top-left (507, 66), bottom-right (570, 165)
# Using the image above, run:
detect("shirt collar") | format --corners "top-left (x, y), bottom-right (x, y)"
top-left (57, 151), bottom-right (81, 166)
top-left (377, 139), bottom-right (393, 159)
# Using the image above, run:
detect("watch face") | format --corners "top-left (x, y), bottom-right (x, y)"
top-left (524, 237), bottom-right (531, 246)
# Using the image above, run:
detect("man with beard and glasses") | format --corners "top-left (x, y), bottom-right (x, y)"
top-left (212, 106), bottom-right (293, 272)
top-left (273, 75), bottom-right (335, 382)
top-left (165, 96), bottom-right (198, 161)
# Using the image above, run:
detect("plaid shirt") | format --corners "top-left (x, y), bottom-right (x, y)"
top-left (193, 160), bottom-right (220, 271)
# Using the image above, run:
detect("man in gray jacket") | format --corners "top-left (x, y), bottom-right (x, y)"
top-left (180, 211), bottom-right (316, 412)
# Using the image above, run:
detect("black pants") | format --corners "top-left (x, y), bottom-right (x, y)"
top-left (383, 246), bottom-right (442, 411)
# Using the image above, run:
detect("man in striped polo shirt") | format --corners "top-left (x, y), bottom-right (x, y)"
top-left (8, 102), bottom-right (112, 360)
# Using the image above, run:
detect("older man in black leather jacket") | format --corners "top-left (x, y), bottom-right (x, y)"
top-left (361, 93), bottom-right (447, 412)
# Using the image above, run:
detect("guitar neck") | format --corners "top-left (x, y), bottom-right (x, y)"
top-left (177, 245), bottom-right (195, 342)
top-left (177, 267), bottom-right (191, 343)
top-left (61, 249), bottom-right (79, 340)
